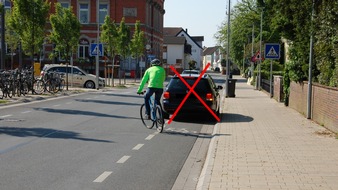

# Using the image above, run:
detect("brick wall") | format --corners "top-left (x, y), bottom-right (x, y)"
top-left (289, 81), bottom-right (338, 133)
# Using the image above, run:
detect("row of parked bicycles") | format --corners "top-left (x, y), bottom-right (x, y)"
top-left (0, 68), bottom-right (65, 99)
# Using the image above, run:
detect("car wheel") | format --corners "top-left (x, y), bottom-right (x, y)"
top-left (84, 81), bottom-right (95, 89)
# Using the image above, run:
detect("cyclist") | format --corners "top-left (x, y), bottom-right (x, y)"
top-left (137, 59), bottom-right (166, 119)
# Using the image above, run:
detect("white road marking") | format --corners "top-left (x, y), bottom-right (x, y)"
top-left (0, 114), bottom-right (12, 118)
top-left (21, 111), bottom-right (31, 114)
top-left (132, 144), bottom-right (144, 150)
top-left (66, 102), bottom-right (72, 104)
top-left (53, 104), bottom-right (60, 107)
top-left (145, 134), bottom-right (155, 140)
top-left (116, 156), bottom-right (130, 163)
top-left (93, 171), bottom-right (113, 183)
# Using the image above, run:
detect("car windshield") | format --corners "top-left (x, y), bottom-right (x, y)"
top-left (168, 77), bottom-right (211, 92)
top-left (182, 70), bottom-right (200, 74)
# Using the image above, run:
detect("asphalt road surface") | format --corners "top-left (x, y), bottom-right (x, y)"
top-left (0, 76), bottom-right (223, 190)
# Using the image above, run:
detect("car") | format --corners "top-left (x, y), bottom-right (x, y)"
top-left (163, 73), bottom-right (223, 117)
top-left (181, 69), bottom-right (200, 75)
top-left (40, 64), bottom-right (105, 89)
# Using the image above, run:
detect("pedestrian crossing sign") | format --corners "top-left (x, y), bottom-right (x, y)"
top-left (90, 43), bottom-right (103, 56)
top-left (264, 43), bottom-right (280, 59)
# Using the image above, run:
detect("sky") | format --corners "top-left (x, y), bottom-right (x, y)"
top-left (164, 0), bottom-right (237, 48)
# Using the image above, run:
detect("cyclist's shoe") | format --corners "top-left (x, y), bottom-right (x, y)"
top-left (144, 114), bottom-right (151, 120)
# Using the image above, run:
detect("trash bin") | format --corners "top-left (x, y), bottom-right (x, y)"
top-left (227, 79), bottom-right (237, 97)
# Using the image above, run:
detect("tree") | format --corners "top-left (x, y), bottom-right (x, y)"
top-left (100, 15), bottom-right (119, 86)
top-left (115, 17), bottom-right (130, 84)
top-left (49, 3), bottom-right (80, 90)
top-left (116, 17), bottom-right (130, 61)
top-left (130, 20), bottom-right (145, 80)
top-left (5, 10), bottom-right (20, 69)
top-left (9, 0), bottom-right (50, 67)
top-left (314, 0), bottom-right (338, 87)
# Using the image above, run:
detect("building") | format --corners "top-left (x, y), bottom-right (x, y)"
top-left (163, 27), bottom-right (203, 73)
top-left (4, 0), bottom-right (165, 75)
top-left (202, 46), bottom-right (222, 71)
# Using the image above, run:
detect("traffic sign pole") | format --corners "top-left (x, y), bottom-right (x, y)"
top-left (264, 43), bottom-right (280, 98)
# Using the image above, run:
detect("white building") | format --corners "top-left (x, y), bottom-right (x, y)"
top-left (202, 46), bottom-right (222, 71)
top-left (163, 27), bottom-right (204, 72)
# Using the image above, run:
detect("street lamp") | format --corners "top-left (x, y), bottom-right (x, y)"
top-left (0, 0), bottom-right (5, 70)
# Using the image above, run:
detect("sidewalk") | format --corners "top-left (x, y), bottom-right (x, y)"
top-left (197, 76), bottom-right (338, 190)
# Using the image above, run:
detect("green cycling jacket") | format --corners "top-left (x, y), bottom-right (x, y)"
top-left (137, 66), bottom-right (166, 93)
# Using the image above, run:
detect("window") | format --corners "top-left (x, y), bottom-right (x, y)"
top-left (123, 8), bottom-right (137, 17)
top-left (99, 3), bottom-right (108, 24)
top-left (60, 2), bottom-right (69, 8)
top-left (78, 39), bottom-right (90, 59)
top-left (79, 3), bottom-right (89, 24)
top-left (4, 0), bottom-right (11, 10)
top-left (78, 45), bottom-right (89, 59)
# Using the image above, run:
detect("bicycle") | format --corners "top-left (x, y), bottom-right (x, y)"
top-left (139, 91), bottom-right (165, 133)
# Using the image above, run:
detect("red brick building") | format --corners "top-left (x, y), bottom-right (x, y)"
top-left (43, 0), bottom-right (165, 74)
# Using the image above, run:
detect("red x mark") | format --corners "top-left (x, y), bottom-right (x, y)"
top-left (168, 63), bottom-right (220, 124)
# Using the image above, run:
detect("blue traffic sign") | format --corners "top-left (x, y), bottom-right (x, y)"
top-left (90, 43), bottom-right (103, 56)
top-left (264, 43), bottom-right (280, 59)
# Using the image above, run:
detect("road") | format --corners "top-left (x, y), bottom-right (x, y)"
top-left (0, 73), bottom-right (224, 190)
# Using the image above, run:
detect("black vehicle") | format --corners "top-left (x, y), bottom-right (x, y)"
top-left (163, 73), bottom-right (223, 117)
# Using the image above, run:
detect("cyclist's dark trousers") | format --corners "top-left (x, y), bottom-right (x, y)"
top-left (144, 87), bottom-right (163, 115)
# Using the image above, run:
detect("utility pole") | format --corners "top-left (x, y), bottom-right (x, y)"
top-left (251, 24), bottom-right (254, 87)
top-left (225, 0), bottom-right (231, 97)
top-left (258, 9), bottom-right (263, 90)
top-left (307, 0), bottom-right (315, 119)
top-left (96, 0), bottom-right (100, 90)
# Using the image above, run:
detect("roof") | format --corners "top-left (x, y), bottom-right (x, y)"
top-left (163, 27), bottom-right (203, 49)
top-left (163, 36), bottom-right (186, 45)
top-left (203, 46), bottom-right (221, 56)
top-left (192, 36), bottom-right (204, 42)
top-left (163, 27), bottom-right (184, 36)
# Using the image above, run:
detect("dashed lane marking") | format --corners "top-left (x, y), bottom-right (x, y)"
top-left (145, 134), bottom-right (155, 140)
top-left (116, 156), bottom-right (130, 163)
top-left (132, 144), bottom-right (144, 150)
top-left (21, 111), bottom-right (31, 114)
top-left (93, 171), bottom-right (113, 183)
top-left (0, 114), bottom-right (12, 118)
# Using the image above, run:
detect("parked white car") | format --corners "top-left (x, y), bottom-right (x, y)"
top-left (40, 64), bottom-right (105, 89)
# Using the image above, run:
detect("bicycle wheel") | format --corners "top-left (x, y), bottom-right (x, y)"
top-left (33, 79), bottom-right (44, 95)
top-left (16, 81), bottom-right (21, 97)
top-left (21, 82), bottom-right (28, 96)
top-left (155, 105), bottom-right (164, 133)
top-left (51, 81), bottom-right (59, 94)
top-left (140, 104), bottom-right (154, 129)
top-left (58, 79), bottom-right (65, 91)
top-left (0, 86), bottom-right (4, 99)
top-left (6, 82), bottom-right (13, 98)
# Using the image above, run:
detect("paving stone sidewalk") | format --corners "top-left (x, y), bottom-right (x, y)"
top-left (198, 76), bottom-right (338, 190)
